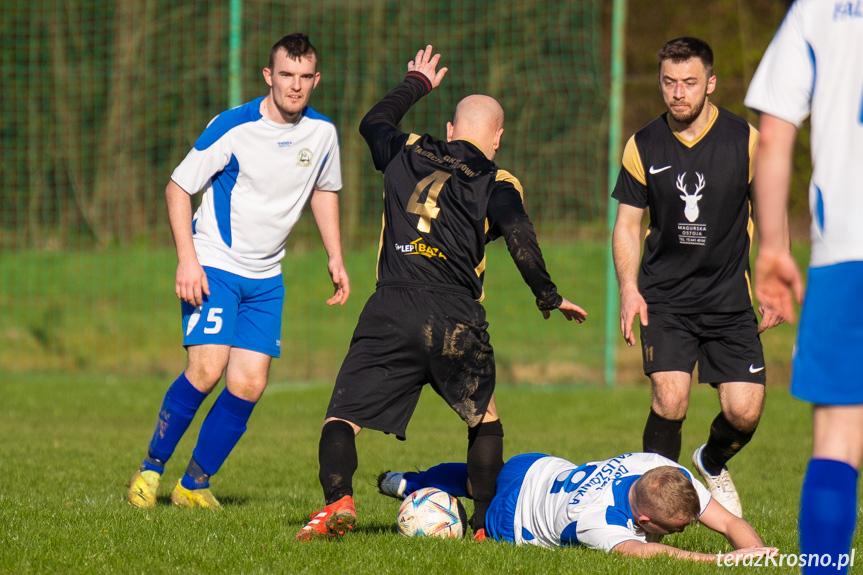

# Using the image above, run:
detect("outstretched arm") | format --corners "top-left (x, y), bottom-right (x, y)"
top-left (359, 46), bottom-right (448, 172)
top-left (613, 539), bottom-right (724, 562)
top-left (488, 185), bottom-right (586, 323)
top-left (697, 499), bottom-right (767, 549)
top-left (310, 189), bottom-right (350, 306)
top-left (613, 539), bottom-right (776, 563)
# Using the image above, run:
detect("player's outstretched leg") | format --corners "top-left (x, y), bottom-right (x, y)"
top-left (126, 373), bottom-right (208, 508)
top-left (377, 463), bottom-right (470, 500)
top-left (377, 471), bottom-right (409, 499)
top-left (297, 419), bottom-right (359, 541)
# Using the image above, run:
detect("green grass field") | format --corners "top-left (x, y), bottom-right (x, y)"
top-left (0, 238), bottom-right (804, 386)
top-left (3, 238), bottom-right (850, 573)
top-left (2, 373), bottom-right (860, 574)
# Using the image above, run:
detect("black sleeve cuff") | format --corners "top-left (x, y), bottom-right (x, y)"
top-left (536, 292), bottom-right (563, 311)
top-left (405, 71), bottom-right (433, 93)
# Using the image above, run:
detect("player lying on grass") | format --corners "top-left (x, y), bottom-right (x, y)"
top-left (378, 451), bottom-right (777, 561)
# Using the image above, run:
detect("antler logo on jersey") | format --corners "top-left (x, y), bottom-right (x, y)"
top-left (676, 171), bottom-right (705, 222)
top-left (676, 171), bottom-right (708, 246)
top-left (394, 238), bottom-right (447, 259)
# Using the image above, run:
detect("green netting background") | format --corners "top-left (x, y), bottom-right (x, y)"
top-left (0, 0), bottom-right (609, 382)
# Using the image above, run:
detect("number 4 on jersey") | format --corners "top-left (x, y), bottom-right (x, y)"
top-left (407, 171), bottom-right (451, 232)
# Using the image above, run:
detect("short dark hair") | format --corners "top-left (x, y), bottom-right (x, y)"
top-left (633, 466), bottom-right (701, 525)
top-left (269, 33), bottom-right (318, 70)
top-left (657, 37), bottom-right (714, 77)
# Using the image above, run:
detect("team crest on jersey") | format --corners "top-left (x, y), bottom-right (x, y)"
top-left (676, 171), bottom-right (707, 246)
top-left (394, 238), bottom-right (447, 259)
top-left (297, 148), bottom-right (313, 166)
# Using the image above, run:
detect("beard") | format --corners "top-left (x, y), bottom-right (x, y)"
top-left (668, 93), bottom-right (707, 125)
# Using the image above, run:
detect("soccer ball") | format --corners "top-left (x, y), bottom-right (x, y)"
top-left (396, 487), bottom-right (467, 538)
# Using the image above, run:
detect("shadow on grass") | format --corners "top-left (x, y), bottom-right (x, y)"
top-left (352, 521), bottom-right (400, 536)
top-left (150, 494), bottom-right (252, 507)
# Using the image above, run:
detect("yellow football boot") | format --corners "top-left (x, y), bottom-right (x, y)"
top-left (169, 480), bottom-right (222, 509)
top-left (126, 470), bottom-right (161, 509)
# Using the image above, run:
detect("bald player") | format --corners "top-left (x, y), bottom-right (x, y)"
top-left (296, 46), bottom-right (587, 542)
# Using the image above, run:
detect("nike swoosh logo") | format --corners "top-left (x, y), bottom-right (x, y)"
top-left (648, 165), bottom-right (672, 174)
top-left (749, 365), bottom-right (765, 373)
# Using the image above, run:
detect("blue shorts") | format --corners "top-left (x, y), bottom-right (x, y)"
top-left (181, 267), bottom-right (284, 357)
top-left (791, 261), bottom-right (863, 405)
top-left (486, 453), bottom-right (547, 543)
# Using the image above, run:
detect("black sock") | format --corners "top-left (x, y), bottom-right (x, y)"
top-left (318, 420), bottom-right (358, 504)
top-left (466, 419), bottom-right (504, 532)
top-left (642, 408), bottom-right (684, 462)
top-left (702, 412), bottom-right (755, 475)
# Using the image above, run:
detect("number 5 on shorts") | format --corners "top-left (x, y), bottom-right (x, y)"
top-left (407, 170), bottom-right (451, 232)
top-left (203, 308), bottom-right (223, 334)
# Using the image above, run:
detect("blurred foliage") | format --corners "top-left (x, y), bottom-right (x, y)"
top-left (0, 0), bottom-right (811, 251)
top-left (616, 0), bottom-right (812, 230)
top-left (0, 0), bottom-right (606, 250)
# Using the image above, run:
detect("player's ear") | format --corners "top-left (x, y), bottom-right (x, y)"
top-left (263, 67), bottom-right (273, 87)
top-left (312, 71), bottom-right (321, 90)
top-left (446, 121), bottom-right (454, 142)
top-left (493, 127), bottom-right (504, 151)
top-left (706, 74), bottom-right (716, 95)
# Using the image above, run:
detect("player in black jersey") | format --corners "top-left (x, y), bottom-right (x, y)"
top-left (611, 38), bottom-right (785, 518)
top-left (296, 46), bottom-right (587, 541)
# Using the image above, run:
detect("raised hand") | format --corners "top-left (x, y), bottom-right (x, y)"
top-left (407, 45), bottom-right (448, 88)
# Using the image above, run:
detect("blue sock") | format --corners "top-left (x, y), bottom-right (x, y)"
top-left (405, 463), bottom-right (470, 498)
top-left (800, 458), bottom-right (858, 574)
top-left (143, 373), bottom-right (207, 473)
top-left (181, 389), bottom-right (255, 490)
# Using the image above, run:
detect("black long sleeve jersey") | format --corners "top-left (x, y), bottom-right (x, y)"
top-left (359, 72), bottom-right (562, 310)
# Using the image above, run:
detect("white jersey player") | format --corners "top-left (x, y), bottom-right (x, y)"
top-left (378, 452), bottom-right (776, 562)
top-left (172, 99), bottom-right (342, 279)
top-left (746, 1), bottom-right (863, 573)
top-left (126, 33), bottom-right (349, 511)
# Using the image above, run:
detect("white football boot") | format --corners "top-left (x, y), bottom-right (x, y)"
top-left (692, 444), bottom-right (743, 518)
top-left (377, 471), bottom-right (408, 500)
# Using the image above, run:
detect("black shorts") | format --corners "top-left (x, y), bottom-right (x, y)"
top-left (326, 284), bottom-right (495, 440)
top-left (639, 308), bottom-right (766, 385)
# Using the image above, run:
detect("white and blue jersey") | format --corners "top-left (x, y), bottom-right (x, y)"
top-left (171, 98), bottom-right (342, 279)
top-left (486, 453), bottom-right (711, 551)
top-left (745, 0), bottom-right (863, 404)
top-left (744, 0), bottom-right (863, 269)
